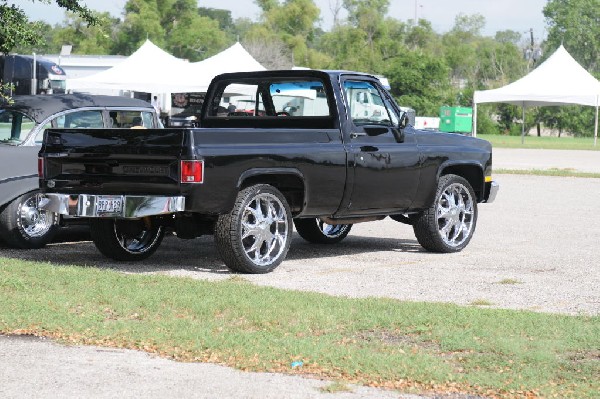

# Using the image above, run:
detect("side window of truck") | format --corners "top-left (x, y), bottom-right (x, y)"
top-left (343, 80), bottom-right (394, 126)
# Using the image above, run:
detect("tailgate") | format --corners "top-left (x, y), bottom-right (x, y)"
top-left (41, 128), bottom-right (190, 195)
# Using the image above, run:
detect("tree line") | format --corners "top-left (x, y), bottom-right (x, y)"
top-left (2, 0), bottom-right (599, 136)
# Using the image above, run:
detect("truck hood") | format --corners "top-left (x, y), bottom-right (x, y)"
top-left (412, 128), bottom-right (492, 152)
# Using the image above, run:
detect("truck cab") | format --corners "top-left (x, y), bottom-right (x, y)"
top-left (0, 55), bottom-right (67, 95)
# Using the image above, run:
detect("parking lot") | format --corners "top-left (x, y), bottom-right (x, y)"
top-left (2, 172), bottom-right (599, 316)
top-left (1, 159), bottom-right (599, 398)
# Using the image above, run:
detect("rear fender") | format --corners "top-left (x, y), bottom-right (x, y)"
top-left (0, 176), bottom-right (38, 208)
top-left (235, 168), bottom-right (306, 215)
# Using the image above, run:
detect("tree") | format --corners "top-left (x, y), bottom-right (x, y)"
top-left (242, 37), bottom-right (291, 69)
top-left (0, 0), bottom-right (98, 103)
top-left (198, 7), bottom-right (234, 32)
top-left (50, 12), bottom-right (120, 55)
top-left (253, 0), bottom-right (321, 66)
top-left (113, 0), bottom-right (228, 61)
top-left (0, 0), bottom-right (97, 54)
top-left (544, 0), bottom-right (600, 73)
top-left (540, 0), bottom-right (600, 137)
top-left (385, 50), bottom-right (451, 116)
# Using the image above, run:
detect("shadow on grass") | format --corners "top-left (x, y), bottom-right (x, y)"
top-left (0, 226), bottom-right (426, 274)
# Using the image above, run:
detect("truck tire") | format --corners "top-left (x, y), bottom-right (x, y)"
top-left (215, 184), bottom-right (292, 274)
top-left (0, 191), bottom-right (58, 249)
top-left (413, 174), bottom-right (478, 253)
top-left (89, 218), bottom-right (164, 261)
top-left (294, 218), bottom-right (352, 244)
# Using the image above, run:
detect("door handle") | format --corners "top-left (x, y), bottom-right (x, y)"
top-left (360, 145), bottom-right (378, 152)
top-left (350, 132), bottom-right (367, 139)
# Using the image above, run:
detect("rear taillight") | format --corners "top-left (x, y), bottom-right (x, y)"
top-left (38, 157), bottom-right (44, 178)
top-left (180, 160), bottom-right (204, 183)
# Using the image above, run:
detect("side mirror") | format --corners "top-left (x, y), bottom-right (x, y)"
top-left (398, 112), bottom-right (409, 129)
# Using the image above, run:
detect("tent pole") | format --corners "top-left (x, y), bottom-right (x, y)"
top-left (473, 102), bottom-right (477, 137)
top-left (521, 104), bottom-right (525, 145)
top-left (594, 101), bottom-right (598, 147)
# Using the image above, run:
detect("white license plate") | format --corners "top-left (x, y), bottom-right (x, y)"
top-left (96, 196), bottom-right (123, 214)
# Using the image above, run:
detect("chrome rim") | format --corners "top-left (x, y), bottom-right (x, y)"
top-left (436, 183), bottom-right (474, 248)
top-left (114, 223), bottom-right (163, 254)
top-left (316, 219), bottom-right (349, 238)
top-left (241, 193), bottom-right (289, 267)
top-left (18, 195), bottom-right (55, 238)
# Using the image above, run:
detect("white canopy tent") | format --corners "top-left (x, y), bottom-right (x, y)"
top-left (473, 45), bottom-right (600, 145)
top-left (68, 40), bottom-right (265, 94)
top-left (67, 40), bottom-right (194, 93)
top-left (188, 42), bottom-right (266, 86)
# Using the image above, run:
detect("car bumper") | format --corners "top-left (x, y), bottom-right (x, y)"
top-left (38, 194), bottom-right (185, 218)
top-left (485, 181), bottom-right (499, 203)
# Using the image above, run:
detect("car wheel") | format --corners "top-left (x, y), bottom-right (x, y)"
top-left (215, 184), bottom-right (292, 274)
top-left (90, 218), bottom-right (164, 261)
top-left (294, 218), bottom-right (352, 244)
top-left (0, 191), bottom-right (58, 249)
top-left (413, 174), bottom-right (478, 253)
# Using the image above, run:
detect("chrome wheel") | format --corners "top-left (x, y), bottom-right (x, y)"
top-left (413, 174), bottom-right (478, 253)
top-left (317, 219), bottom-right (350, 238)
top-left (0, 191), bottom-right (58, 249)
top-left (436, 182), bottom-right (475, 248)
top-left (113, 222), bottom-right (164, 255)
top-left (18, 195), bottom-right (55, 238)
top-left (241, 192), bottom-right (289, 267)
top-left (90, 219), bottom-right (165, 261)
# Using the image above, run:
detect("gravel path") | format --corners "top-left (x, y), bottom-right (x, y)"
top-left (1, 148), bottom-right (599, 398)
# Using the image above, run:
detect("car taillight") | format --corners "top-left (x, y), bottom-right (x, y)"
top-left (180, 160), bottom-right (204, 183)
top-left (38, 157), bottom-right (44, 178)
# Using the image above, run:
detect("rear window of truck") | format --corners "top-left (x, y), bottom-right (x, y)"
top-left (203, 78), bottom-right (335, 129)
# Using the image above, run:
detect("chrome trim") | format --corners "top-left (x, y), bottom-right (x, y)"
top-left (39, 194), bottom-right (185, 218)
top-left (485, 181), bottom-right (499, 203)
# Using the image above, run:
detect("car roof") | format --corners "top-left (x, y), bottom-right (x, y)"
top-left (1, 94), bottom-right (153, 123)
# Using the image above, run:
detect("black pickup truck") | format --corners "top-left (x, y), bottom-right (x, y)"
top-left (38, 70), bottom-right (498, 273)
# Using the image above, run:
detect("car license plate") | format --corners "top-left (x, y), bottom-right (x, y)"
top-left (96, 196), bottom-right (123, 215)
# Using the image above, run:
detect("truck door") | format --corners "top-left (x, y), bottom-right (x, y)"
top-left (338, 79), bottom-right (421, 215)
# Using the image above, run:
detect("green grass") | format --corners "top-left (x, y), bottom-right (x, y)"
top-left (477, 134), bottom-right (600, 151)
top-left (319, 381), bottom-right (352, 393)
top-left (469, 299), bottom-right (494, 307)
top-left (497, 279), bottom-right (524, 285)
top-left (1, 257), bottom-right (598, 398)
top-left (496, 168), bottom-right (600, 178)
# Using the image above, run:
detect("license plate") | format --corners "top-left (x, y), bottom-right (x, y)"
top-left (96, 196), bottom-right (123, 215)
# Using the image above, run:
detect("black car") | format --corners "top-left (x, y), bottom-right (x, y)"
top-left (0, 94), bottom-right (162, 249)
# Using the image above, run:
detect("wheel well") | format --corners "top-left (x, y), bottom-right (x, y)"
top-left (240, 174), bottom-right (305, 215)
top-left (441, 165), bottom-right (484, 201)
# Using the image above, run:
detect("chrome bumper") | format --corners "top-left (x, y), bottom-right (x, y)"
top-left (39, 194), bottom-right (185, 218)
top-left (485, 181), bottom-right (499, 203)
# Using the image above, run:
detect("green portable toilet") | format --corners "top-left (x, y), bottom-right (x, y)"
top-left (439, 106), bottom-right (473, 134)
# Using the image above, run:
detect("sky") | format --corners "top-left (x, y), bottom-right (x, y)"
top-left (15, 0), bottom-right (548, 42)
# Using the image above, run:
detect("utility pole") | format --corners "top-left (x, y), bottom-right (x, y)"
top-left (414, 0), bottom-right (417, 25)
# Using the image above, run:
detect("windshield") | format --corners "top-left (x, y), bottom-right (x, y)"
top-left (50, 80), bottom-right (66, 91)
top-left (0, 110), bottom-right (36, 145)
